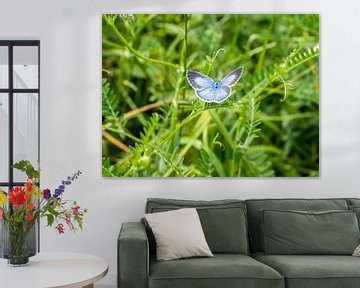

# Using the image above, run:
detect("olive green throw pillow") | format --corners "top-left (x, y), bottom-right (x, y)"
top-left (261, 210), bottom-right (360, 255)
top-left (349, 205), bottom-right (360, 228)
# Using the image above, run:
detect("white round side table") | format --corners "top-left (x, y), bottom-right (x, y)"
top-left (0, 252), bottom-right (108, 288)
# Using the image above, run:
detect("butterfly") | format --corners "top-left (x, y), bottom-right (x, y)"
top-left (186, 67), bottom-right (244, 103)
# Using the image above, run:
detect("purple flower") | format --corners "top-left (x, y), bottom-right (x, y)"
top-left (43, 189), bottom-right (51, 200)
top-left (54, 188), bottom-right (63, 199)
top-left (53, 170), bottom-right (82, 199)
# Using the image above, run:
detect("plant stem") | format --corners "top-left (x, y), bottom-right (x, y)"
top-left (123, 100), bottom-right (171, 120)
top-left (167, 14), bottom-right (189, 154)
top-left (183, 14), bottom-right (188, 97)
top-left (102, 130), bottom-right (130, 153)
top-left (163, 112), bottom-right (210, 176)
top-left (102, 15), bottom-right (179, 70)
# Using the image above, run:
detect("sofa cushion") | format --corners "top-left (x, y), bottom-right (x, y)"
top-left (261, 209), bottom-right (359, 255)
top-left (149, 254), bottom-right (284, 288)
top-left (145, 208), bottom-right (213, 261)
top-left (146, 198), bottom-right (249, 254)
top-left (347, 198), bottom-right (360, 207)
top-left (346, 199), bottom-right (360, 229)
top-left (252, 252), bottom-right (360, 288)
top-left (348, 205), bottom-right (360, 228)
top-left (246, 198), bottom-right (349, 252)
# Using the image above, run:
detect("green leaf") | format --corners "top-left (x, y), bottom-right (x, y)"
top-left (102, 78), bottom-right (119, 121)
top-left (13, 160), bottom-right (40, 180)
top-left (47, 214), bottom-right (54, 227)
top-left (197, 148), bottom-right (214, 177)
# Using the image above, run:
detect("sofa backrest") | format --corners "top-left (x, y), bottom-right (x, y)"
top-left (145, 198), bottom-right (249, 255)
top-left (348, 198), bottom-right (360, 207)
top-left (245, 198), bottom-right (350, 252)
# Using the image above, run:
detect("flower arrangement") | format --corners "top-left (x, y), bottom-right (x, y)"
top-left (0, 160), bottom-right (87, 265)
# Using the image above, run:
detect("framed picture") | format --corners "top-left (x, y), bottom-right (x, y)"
top-left (102, 14), bottom-right (319, 177)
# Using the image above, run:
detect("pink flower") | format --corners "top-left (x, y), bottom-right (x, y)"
top-left (56, 223), bottom-right (65, 234)
top-left (65, 214), bottom-right (71, 225)
top-left (72, 205), bottom-right (80, 215)
top-left (0, 208), bottom-right (3, 220)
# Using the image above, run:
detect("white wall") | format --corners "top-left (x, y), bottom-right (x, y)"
top-left (1, 0), bottom-right (360, 286)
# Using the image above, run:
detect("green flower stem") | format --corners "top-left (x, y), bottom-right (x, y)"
top-left (183, 14), bottom-right (188, 91)
top-left (163, 112), bottom-right (211, 176)
top-left (102, 38), bottom-right (122, 49)
top-left (209, 110), bottom-right (235, 151)
top-left (243, 96), bottom-right (257, 147)
top-left (167, 14), bottom-right (189, 153)
top-left (102, 15), bottom-right (179, 70)
top-left (8, 221), bottom-right (30, 260)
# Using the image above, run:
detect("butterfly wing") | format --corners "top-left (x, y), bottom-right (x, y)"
top-left (195, 87), bottom-right (217, 103)
top-left (186, 70), bottom-right (215, 90)
top-left (213, 86), bottom-right (231, 103)
top-left (187, 68), bottom-right (243, 103)
top-left (220, 67), bottom-right (244, 87)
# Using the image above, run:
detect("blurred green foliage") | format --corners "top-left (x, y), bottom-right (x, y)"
top-left (102, 14), bottom-right (319, 177)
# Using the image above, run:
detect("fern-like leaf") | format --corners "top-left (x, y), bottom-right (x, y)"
top-left (197, 148), bottom-right (214, 176)
top-left (241, 150), bottom-right (275, 177)
top-left (129, 113), bottom-right (161, 172)
top-left (102, 78), bottom-right (119, 121)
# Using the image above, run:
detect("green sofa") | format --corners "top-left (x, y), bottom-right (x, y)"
top-left (118, 198), bottom-right (360, 288)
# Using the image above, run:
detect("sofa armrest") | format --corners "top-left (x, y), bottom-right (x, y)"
top-left (118, 222), bottom-right (149, 288)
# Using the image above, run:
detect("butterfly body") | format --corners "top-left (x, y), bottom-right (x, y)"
top-left (186, 67), bottom-right (244, 103)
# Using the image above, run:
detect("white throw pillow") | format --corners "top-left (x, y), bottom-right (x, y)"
top-left (145, 208), bottom-right (213, 261)
top-left (353, 244), bottom-right (360, 256)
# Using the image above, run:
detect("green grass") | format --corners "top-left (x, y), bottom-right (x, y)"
top-left (102, 14), bottom-right (319, 177)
